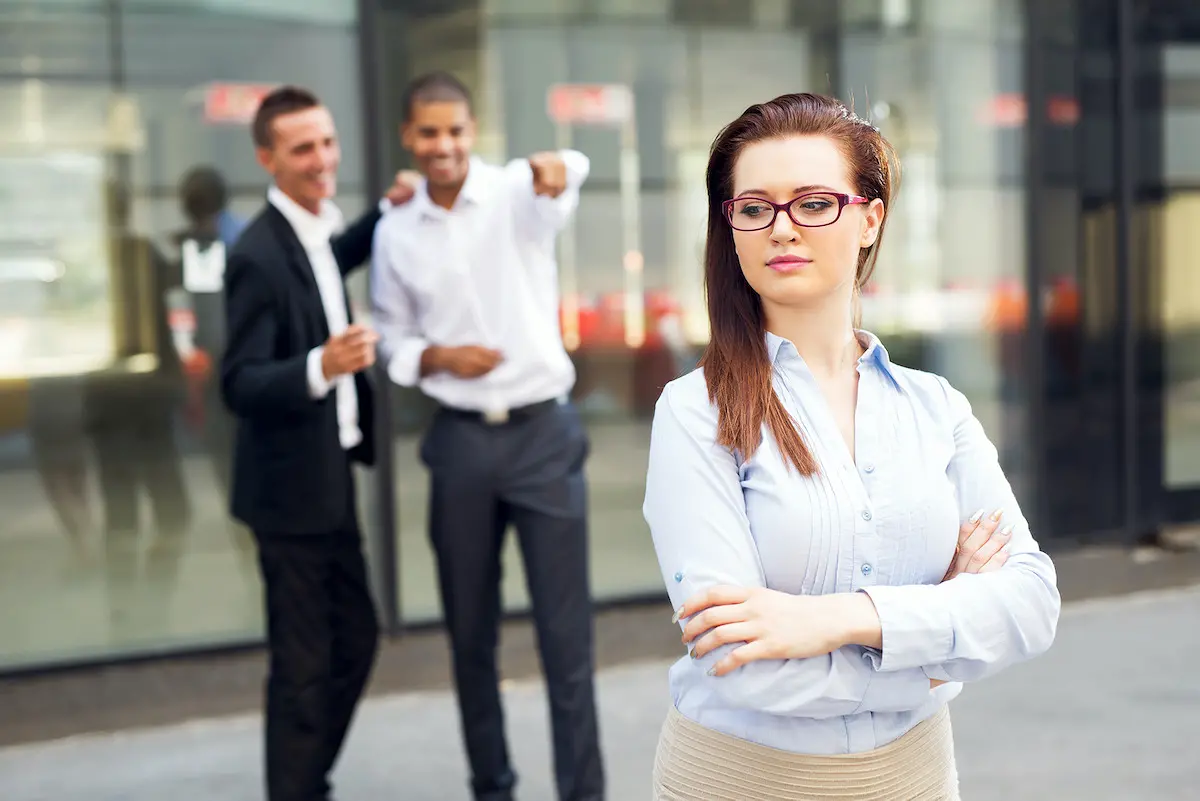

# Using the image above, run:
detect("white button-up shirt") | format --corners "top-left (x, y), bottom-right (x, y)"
top-left (370, 151), bottom-right (588, 413)
top-left (267, 185), bottom-right (361, 450)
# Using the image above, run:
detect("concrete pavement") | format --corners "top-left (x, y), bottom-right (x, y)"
top-left (2, 584), bottom-right (1197, 801)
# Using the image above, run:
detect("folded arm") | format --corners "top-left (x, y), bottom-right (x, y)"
top-left (643, 383), bottom-right (936, 719)
top-left (220, 253), bottom-right (317, 420)
top-left (863, 378), bottom-right (1061, 682)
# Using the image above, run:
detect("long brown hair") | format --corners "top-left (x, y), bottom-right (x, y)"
top-left (699, 92), bottom-right (900, 475)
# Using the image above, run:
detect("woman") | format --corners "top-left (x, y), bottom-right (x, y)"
top-left (643, 93), bottom-right (1060, 800)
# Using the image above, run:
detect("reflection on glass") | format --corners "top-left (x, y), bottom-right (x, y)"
top-left (0, 2), bottom-right (366, 670)
top-left (0, 151), bottom-right (114, 379)
top-left (391, 1), bottom-right (1029, 624)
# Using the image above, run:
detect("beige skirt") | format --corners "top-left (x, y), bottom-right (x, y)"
top-left (652, 705), bottom-right (960, 801)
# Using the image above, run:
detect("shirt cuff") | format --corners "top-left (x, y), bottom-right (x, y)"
top-left (307, 346), bottom-right (333, 399)
top-left (855, 653), bottom-right (938, 713)
top-left (859, 585), bottom-right (955, 672)
top-left (559, 148), bottom-right (590, 186)
top-left (385, 337), bottom-right (432, 387)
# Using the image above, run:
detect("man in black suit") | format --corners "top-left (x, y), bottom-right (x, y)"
top-left (220, 85), bottom-right (412, 801)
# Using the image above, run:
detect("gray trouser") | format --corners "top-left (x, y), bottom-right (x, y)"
top-left (420, 400), bottom-right (605, 801)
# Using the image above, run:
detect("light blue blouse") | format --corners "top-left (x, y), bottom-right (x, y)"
top-left (643, 331), bottom-right (1060, 755)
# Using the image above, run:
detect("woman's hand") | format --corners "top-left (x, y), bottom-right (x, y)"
top-left (942, 508), bottom-right (1012, 582)
top-left (676, 587), bottom-right (881, 677)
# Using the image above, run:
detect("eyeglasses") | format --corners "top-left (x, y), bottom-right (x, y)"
top-left (722, 191), bottom-right (869, 232)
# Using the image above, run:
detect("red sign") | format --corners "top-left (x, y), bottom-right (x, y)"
top-left (203, 83), bottom-right (277, 124)
top-left (978, 93), bottom-right (1027, 128)
top-left (547, 83), bottom-right (633, 125)
top-left (977, 93), bottom-right (1080, 128)
top-left (1047, 96), bottom-right (1080, 126)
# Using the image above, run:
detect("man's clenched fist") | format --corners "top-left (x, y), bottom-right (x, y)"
top-left (528, 152), bottom-right (567, 198)
top-left (321, 324), bottom-right (379, 380)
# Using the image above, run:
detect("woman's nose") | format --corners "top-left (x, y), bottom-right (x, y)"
top-left (770, 209), bottom-right (800, 242)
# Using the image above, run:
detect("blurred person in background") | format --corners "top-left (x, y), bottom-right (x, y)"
top-left (84, 180), bottom-right (190, 625)
top-left (220, 85), bottom-right (412, 801)
top-left (371, 71), bottom-right (604, 801)
top-left (173, 165), bottom-right (253, 570)
top-left (177, 164), bottom-right (248, 250)
top-left (643, 93), bottom-right (1060, 800)
top-left (27, 375), bottom-right (94, 570)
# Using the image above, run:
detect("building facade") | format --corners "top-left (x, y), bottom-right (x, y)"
top-left (1, 0), bottom-right (1198, 672)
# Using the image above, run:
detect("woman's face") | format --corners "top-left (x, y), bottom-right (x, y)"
top-left (728, 135), bottom-right (884, 315)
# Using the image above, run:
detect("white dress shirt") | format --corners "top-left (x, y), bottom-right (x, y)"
top-left (370, 151), bottom-right (589, 414)
top-left (643, 331), bottom-right (1060, 755)
top-left (268, 185), bottom-right (361, 450)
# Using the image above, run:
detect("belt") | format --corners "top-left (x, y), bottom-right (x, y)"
top-left (437, 398), bottom-right (560, 426)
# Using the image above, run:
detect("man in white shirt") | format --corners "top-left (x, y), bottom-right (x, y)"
top-left (371, 72), bottom-right (604, 801)
top-left (220, 85), bottom-right (412, 801)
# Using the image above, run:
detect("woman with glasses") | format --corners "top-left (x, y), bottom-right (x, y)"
top-left (643, 93), bottom-right (1061, 800)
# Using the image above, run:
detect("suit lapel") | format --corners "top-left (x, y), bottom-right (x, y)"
top-left (263, 204), bottom-right (329, 342)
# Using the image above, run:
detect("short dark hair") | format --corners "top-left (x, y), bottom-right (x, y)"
top-left (402, 71), bottom-right (473, 122)
top-left (179, 165), bottom-right (228, 221)
top-left (252, 85), bottom-right (320, 148)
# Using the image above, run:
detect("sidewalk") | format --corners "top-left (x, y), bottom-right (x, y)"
top-left (2, 585), bottom-right (1197, 801)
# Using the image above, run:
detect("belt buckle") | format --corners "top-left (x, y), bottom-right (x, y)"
top-left (483, 407), bottom-right (509, 425)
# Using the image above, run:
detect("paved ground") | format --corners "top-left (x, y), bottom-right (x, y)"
top-left (2, 584), bottom-right (1197, 801)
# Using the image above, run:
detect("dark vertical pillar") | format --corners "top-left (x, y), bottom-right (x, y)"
top-left (358, 0), bottom-right (401, 634)
top-left (1023, 0), bottom-right (1048, 539)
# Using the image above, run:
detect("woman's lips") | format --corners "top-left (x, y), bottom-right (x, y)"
top-left (767, 255), bottom-right (811, 273)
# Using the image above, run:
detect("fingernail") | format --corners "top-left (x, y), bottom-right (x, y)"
top-left (689, 648), bottom-right (698, 660)
top-left (671, 608), bottom-right (683, 624)
top-left (1000, 524), bottom-right (1014, 537)
top-left (969, 509), bottom-right (985, 524)
top-left (990, 508), bottom-right (1004, 521)
top-left (706, 667), bottom-right (717, 677)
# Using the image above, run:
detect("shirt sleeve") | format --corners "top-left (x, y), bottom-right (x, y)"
top-left (509, 149), bottom-right (590, 235)
top-left (643, 380), bottom-right (936, 718)
top-left (861, 377), bottom-right (1061, 681)
top-left (306, 346), bottom-right (333, 399)
top-left (369, 216), bottom-right (429, 388)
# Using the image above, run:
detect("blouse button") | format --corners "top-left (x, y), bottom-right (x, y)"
top-left (864, 463), bottom-right (876, 474)
top-left (862, 509), bottom-right (873, 521)
top-left (862, 563), bottom-right (873, 576)
top-left (674, 571), bottom-right (684, 583)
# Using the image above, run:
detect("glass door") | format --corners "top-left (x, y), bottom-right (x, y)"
top-left (1027, 0), bottom-right (1128, 544)
top-left (1031, 0), bottom-right (1200, 545)
top-left (1132, 0), bottom-right (1200, 530)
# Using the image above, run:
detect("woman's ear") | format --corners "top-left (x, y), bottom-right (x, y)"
top-left (860, 198), bottom-right (885, 248)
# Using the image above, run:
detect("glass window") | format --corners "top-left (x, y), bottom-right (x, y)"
top-left (1161, 43), bottom-right (1200, 490)
top-left (121, 0), bottom-right (356, 23)
top-left (376, 0), bottom-right (1028, 624)
top-left (1127, 3), bottom-right (1200, 527)
top-left (0, 2), bottom-right (111, 79)
top-left (0, 0), bottom-right (369, 670)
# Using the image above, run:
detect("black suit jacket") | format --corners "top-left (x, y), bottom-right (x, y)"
top-left (220, 201), bottom-right (381, 536)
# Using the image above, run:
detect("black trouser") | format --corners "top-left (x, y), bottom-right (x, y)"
top-left (421, 400), bottom-right (604, 801)
top-left (255, 476), bottom-right (379, 801)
